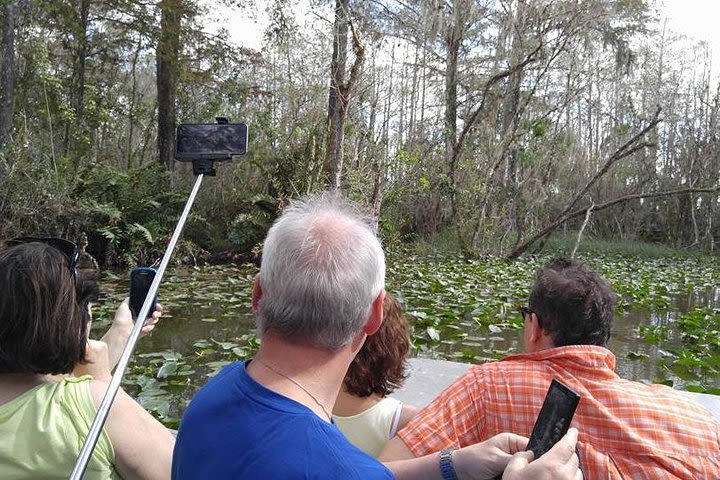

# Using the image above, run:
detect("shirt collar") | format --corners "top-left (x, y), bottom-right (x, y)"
top-left (501, 345), bottom-right (618, 378)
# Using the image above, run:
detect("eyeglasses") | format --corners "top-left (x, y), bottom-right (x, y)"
top-left (6, 236), bottom-right (80, 277)
top-left (520, 306), bottom-right (542, 328)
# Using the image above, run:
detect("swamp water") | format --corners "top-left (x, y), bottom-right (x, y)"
top-left (91, 254), bottom-right (720, 427)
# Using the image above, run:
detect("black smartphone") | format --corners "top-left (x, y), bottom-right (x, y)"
top-left (175, 123), bottom-right (248, 161)
top-left (526, 379), bottom-right (581, 458)
top-left (129, 267), bottom-right (157, 320)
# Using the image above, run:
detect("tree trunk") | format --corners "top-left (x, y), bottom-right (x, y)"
top-left (444, 15), bottom-right (460, 223)
top-left (74, 0), bottom-right (89, 143)
top-left (408, 43), bottom-right (419, 141)
top-left (500, 0), bottom-right (527, 244)
top-left (126, 33), bottom-right (142, 170)
top-left (367, 75), bottom-right (383, 229)
top-left (0, 0), bottom-right (17, 147)
top-left (156, 0), bottom-right (181, 171)
top-left (324, 0), bottom-right (349, 191)
top-left (323, 0), bottom-right (364, 191)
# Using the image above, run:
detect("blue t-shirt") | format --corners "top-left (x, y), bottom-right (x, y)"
top-left (172, 360), bottom-right (395, 479)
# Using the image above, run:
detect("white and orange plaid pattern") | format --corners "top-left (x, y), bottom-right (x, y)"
top-left (398, 346), bottom-right (720, 479)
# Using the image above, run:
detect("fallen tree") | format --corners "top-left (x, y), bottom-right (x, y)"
top-left (503, 106), bottom-right (720, 260)
top-left (505, 185), bottom-right (720, 260)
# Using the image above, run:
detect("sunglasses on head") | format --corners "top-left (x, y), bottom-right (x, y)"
top-left (520, 306), bottom-right (542, 328)
top-left (7, 236), bottom-right (80, 277)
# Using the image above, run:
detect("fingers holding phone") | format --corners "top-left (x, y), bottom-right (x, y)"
top-left (129, 266), bottom-right (158, 321)
top-left (141, 302), bottom-right (164, 336)
top-left (539, 428), bottom-right (582, 480)
top-left (101, 298), bottom-right (164, 370)
top-left (112, 297), bottom-right (163, 336)
top-left (129, 266), bottom-right (163, 336)
top-left (502, 428), bottom-right (582, 480)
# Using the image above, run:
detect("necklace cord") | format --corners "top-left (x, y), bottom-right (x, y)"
top-left (254, 358), bottom-right (333, 422)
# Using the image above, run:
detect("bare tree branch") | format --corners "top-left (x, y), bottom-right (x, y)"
top-left (571, 203), bottom-right (594, 258)
top-left (452, 41), bottom-right (544, 165)
top-left (561, 106), bottom-right (662, 217)
top-left (506, 186), bottom-right (720, 260)
top-left (342, 13), bottom-right (366, 100)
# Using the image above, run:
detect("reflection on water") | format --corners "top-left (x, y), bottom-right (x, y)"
top-left (610, 289), bottom-right (720, 389)
top-left (612, 309), bottom-right (689, 387)
top-left (96, 267), bottom-right (720, 399)
top-left (120, 265), bottom-right (257, 359)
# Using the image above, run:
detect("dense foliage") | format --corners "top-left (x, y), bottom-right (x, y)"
top-left (1, 0), bottom-right (719, 264)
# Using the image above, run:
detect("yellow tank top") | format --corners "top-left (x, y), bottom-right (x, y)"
top-left (333, 396), bottom-right (403, 458)
top-left (0, 375), bottom-right (119, 479)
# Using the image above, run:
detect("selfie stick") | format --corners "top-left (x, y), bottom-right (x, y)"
top-left (70, 118), bottom-right (246, 479)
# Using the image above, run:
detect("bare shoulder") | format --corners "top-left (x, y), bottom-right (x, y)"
top-left (87, 378), bottom-right (109, 406)
top-left (398, 403), bottom-right (420, 431)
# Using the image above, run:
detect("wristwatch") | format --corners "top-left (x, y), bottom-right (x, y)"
top-left (439, 448), bottom-right (458, 480)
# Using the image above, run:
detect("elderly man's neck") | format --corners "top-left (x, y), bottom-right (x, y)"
top-left (248, 330), bottom-right (356, 421)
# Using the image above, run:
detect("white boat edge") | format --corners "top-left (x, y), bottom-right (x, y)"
top-left (393, 357), bottom-right (720, 421)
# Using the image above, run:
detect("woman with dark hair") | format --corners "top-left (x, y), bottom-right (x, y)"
top-left (0, 239), bottom-right (174, 479)
top-left (332, 293), bottom-right (419, 457)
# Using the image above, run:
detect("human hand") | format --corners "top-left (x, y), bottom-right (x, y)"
top-left (111, 298), bottom-right (164, 337)
top-left (73, 339), bottom-right (112, 382)
top-left (502, 428), bottom-right (582, 480)
top-left (102, 298), bottom-right (164, 370)
top-left (452, 432), bottom-right (528, 480)
top-left (139, 300), bottom-right (163, 336)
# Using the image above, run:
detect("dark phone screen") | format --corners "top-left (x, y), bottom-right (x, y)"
top-left (175, 123), bottom-right (248, 160)
top-left (526, 379), bottom-right (580, 458)
top-left (129, 267), bottom-right (157, 320)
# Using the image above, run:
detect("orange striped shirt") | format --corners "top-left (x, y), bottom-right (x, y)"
top-left (397, 346), bottom-right (720, 479)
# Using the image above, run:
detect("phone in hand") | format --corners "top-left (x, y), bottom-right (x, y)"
top-left (526, 379), bottom-right (581, 458)
top-left (129, 267), bottom-right (158, 320)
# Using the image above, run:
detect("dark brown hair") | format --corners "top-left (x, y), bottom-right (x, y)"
top-left (344, 293), bottom-right (411, 397)
top-left (529, 257), bottom-right (615, 347)
top-left (0, 242), bottom-right (91, 374)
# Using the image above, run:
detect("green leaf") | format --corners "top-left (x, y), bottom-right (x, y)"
top-left (157, 362), bottom-right (179, 378)
top-left (129, 223), bottom-right (154, 243)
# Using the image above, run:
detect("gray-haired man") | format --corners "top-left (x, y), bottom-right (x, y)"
top-left (172, 193), bottom-right (581, 480)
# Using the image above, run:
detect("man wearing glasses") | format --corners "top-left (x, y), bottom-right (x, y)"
top-left (380, 257), bottom-right (720, 479)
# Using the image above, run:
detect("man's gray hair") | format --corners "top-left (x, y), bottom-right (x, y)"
top-left (256, 193), bottom-right (386, 351)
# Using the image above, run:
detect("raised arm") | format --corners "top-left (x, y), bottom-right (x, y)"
top-left (100, 298), bottom-right (163, 370)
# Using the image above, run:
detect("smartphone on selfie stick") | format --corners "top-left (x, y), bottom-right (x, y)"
top-left (70, 118), bottom-right (248, 480)
top-left (129, 267), bottom-right (158, 320)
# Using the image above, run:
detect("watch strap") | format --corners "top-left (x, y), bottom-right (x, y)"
top-left (439, 448), bottom-right (458, 480)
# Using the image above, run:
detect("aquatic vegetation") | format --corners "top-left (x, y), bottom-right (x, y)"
top-left (91, 253), bottom-right (720, 426)
top-left (387, 251), bottom-right (720, 391)
top-left (650, 307), bottom-right (720, 393)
